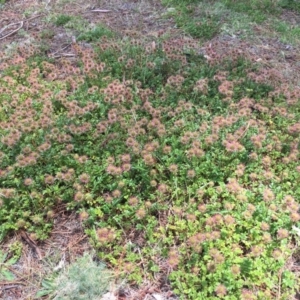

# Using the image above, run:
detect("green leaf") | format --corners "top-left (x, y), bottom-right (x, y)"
top-left (41, 278), bottom-right (55, 289)
top-left (0, 251), bottom-right (8, 263)
top-left (7, 256), bottom-right (19, 266)
top-left (240, 258), bottom-right (252, 275)
top-left (35, 289), bottom-right (53, 298)
top-left (1, 269), bottom-right (15, 281)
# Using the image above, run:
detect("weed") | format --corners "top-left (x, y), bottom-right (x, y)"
top-left (223, 0), bottom-right (280, 21)
top-left (179, 17), bottom-right (220, 40)
top-left (0, 242), bottom-right (22, 281)
top-left (77, 24), bottom-right (115, 42)
top-left (272, 20), bottom-right (300, 44)
top-left (163, 0), bottom-right (300, 44)
top-left (54, 14), bottom-right (72, 26)
top-left (36, 253), bottom-right (114, 299)
top-left (40, 29), bottom-right (55, 39)
top-left (279, 0), bottom-right (300, 12)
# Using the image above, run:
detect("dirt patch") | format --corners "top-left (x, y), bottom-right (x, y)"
top-left (0, 205), bottom-right (91, 299)
top-left (0, 206), bottom-right (178, 299)
top-left (83, 0), bottom-right (176, 36)
top-left (280, 9), bottom-right (300, 26)
top-left (0, 0), bottom-right (178, 57)
top-left (199, 34), bottom-right (300, 86)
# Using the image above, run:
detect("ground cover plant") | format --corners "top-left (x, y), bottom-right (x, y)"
top-left (1, 0), bottom-right (300, 299)
top-left (36, 253), bottom-right (114, 299)
top-left (162, 0), bottom-right (300, 45)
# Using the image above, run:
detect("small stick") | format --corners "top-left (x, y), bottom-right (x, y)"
top-left (0, 282), bottom-right (25, 289)
top-left (276, 268), bottom-right (283, 300)
top-left (49, 43), bottom-right (72, 56)
top-left (63, 234), bottom-right (87, 251)
top-left (50, 53), bottom-right (76, 59)
top-left (24, 14), bottom-right (44, 22)
top-left (239, 121), bottom-right (251, 139)
top-left (20, 230), bottom-right (43, 260)
top-left (0, 14), bottom-right (43, 37)
top-left (91, 9), bottom-right (111, 13)
top-left (0, 21), bottom-right (23, 41)
top-left (0, 22), bottom-right (21, 35)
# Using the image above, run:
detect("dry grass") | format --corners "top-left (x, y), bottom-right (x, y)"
top-left (0, 205), bottom-right (92, 299)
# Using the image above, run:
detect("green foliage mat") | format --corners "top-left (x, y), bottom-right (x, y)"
top-left (0, 33), bottom-right (300, 299)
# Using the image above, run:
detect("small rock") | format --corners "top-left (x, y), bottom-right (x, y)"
top-left (152, 293), bottom-right (164, 300)
top-left (101, 292), bottom-right (117, 300)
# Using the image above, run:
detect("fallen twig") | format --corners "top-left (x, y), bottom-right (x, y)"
top-left (0, 14), bottom-right (43, 40)
top-left (0, 282), bottom-right (25, 289)
top-left (50, 53), bottom-right (76, 59)
top-left (24, 14), bottom-right (44, 22)
top-left (63, 234), bottom-right (87, 251)
top-left (276, 268), bottom-right (283, 300)
top-left (91, 9), bottom-right (112, 13)
top-left (241, 121), bottom-right (251, 138)
top-left (20, 231), bottom-right (43, 260)
top-left (0, 21), bottom-right (23, 40)
top-left (0, 22), bottom-right (21, 35)
top-left (49, 43), bottom-right (72, 57)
